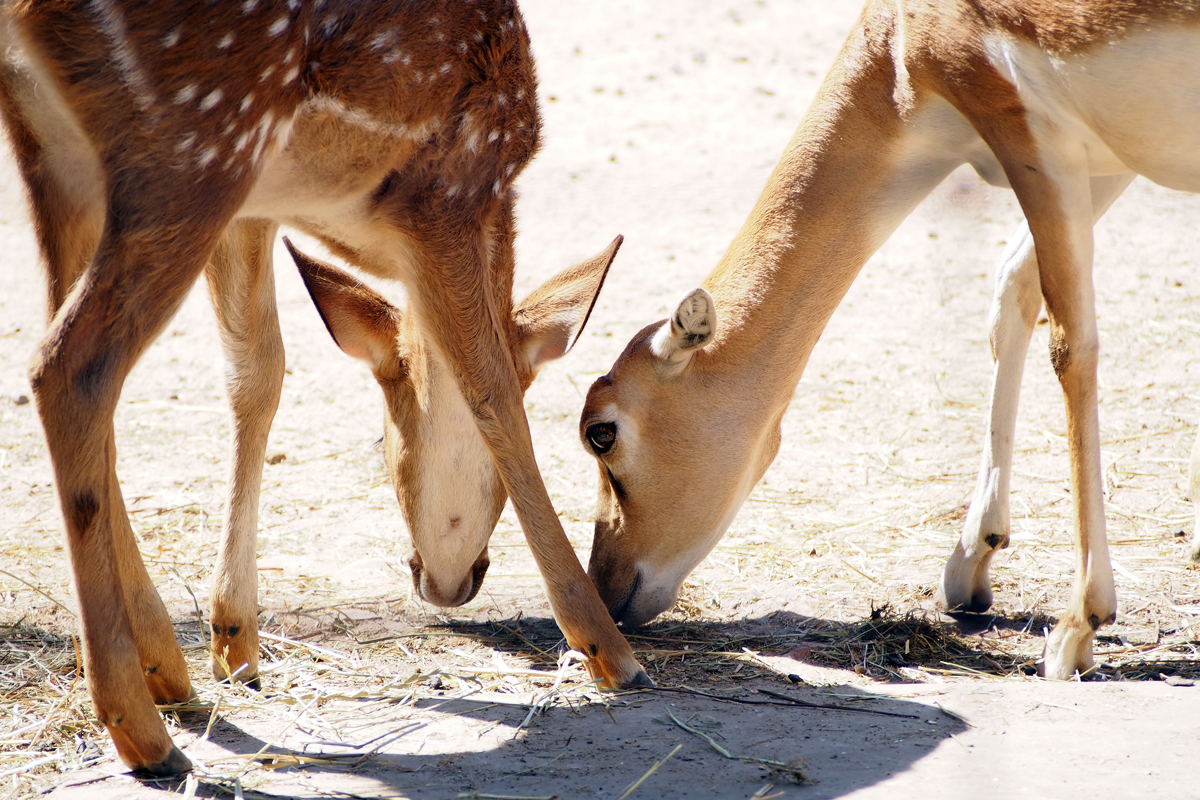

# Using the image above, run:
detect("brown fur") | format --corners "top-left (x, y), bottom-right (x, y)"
top-left (1, 0), bottom-right (645, 776)
top-left (582, 0), bottom-right (1200, 680)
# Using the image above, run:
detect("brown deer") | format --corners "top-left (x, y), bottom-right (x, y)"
top-left (579, 0), bottom-right (1200, 681)
top-left (0, 0), bottom-right (647, 776)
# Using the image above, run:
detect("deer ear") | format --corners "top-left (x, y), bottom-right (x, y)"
top-left (514, 235), bottom-right (621, 371)
top-left (651, 288), bottom-right (716, 373)
top-left (284, 237), bottom-right (403, 375)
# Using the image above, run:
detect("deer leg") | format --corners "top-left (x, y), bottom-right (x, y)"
top-left (939, 174), bottom-right (1134, 614)
top-left (939, 222), bottom-right (1040, 613)
top-left (0, 58), bottom-right (105, 318)
top-left (31, 207), bottom-right (239, 772)
top-left (203, 221), bottom-right (283, 686)
top-left (1002, 147), bottom-right (1117, 679)
top-left (402, 215), bottom-right (648, 689)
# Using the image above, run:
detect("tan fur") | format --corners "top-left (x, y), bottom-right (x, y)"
top-left (581, 0), bottom-right (1200, 682)
top-left (1, 0), bottom-right (646, 776)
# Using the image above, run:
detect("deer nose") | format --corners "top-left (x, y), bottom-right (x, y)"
top-left (408, 549), bottom-right (490, 607)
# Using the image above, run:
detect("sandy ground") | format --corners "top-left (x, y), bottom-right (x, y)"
top-left (3, 2), bottom-right (1200, 799)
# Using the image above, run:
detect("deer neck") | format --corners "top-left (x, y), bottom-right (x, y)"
top-left (695, 13), bottom-right (968, 401)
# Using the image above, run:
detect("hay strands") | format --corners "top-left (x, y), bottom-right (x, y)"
top-left (660, 707), bottom-right (807, 785)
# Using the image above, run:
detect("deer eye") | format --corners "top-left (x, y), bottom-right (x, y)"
top-left (586, 422), bottom-right (617, 455)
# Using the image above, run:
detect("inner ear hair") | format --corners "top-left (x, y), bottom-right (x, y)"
top-left (651, 287), bottom-right (716, 370)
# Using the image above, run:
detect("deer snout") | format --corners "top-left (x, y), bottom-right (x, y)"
top-left (589, 554), bottom-right (679, 628)
top-left (408, 548), bottom-right (490, 607)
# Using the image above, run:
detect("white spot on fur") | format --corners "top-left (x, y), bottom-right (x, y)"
top-left (304, 95), bottom-right (417, 140)
top-left (282, 66), bottom-right (300, 85)
top-left (174, 84), bottom-right (197, 104)
top-left (217, 32), bottom-right (234, 50)
top-left (242, 0), bottom-right (259, 13)
top-left (269, 16), bottom-right (290, 37)
top-left (199, 89), bottom-right (224, 111)
top-left (175, 133), bottom-right (197, 153)
top-left (162, 27), bottom-right (181, 49)
top-left (259, 65), bottom-right (277, 82)
top-left (487, 129), bottom-right (500, 144)
top-left (249, 111), bottom-right (276, 164)
top-left (197, 145), bottom-right (218, 168)
top-left (370, 29), bottom-right (396, 50)
top-left (89, 0), bottom-right (157, 112)
top-left (460, 112), bottom-right (481, 153)
top-left (239, 93), bottom-right (254, 113)
top-left (439, 62), bottom-right (452, 75)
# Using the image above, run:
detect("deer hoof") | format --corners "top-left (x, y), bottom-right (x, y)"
top-left (133, 744), bottom-right (192, 777)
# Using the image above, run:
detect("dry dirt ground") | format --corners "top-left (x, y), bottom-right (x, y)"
top-left (3, 2), bottom-right (1200, 799)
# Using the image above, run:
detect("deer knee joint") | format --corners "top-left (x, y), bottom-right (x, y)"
top-left (1049, 330), bottom-right (1070, 378)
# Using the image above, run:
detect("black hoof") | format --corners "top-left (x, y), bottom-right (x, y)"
top-left (623, 669), bottom-right (656, 688)
top-left (135, 744), bottom-right (192, 778)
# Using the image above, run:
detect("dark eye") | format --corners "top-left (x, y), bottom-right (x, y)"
top-left (587, 422), bottom-right (617, 455)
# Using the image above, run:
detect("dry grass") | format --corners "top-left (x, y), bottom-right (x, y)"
top-left (7, 552), bottom-right (1199, 798)
top-left (3, 422), bottom-right (1200, 800)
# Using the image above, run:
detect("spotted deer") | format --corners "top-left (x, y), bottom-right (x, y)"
top-left (579, 0), bottom-right (1200, 681)
top-left (0, 0), bottom-right (648, 776)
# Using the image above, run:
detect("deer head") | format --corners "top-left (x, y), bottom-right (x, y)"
top-left (578, 288), bottom-right (786, 626)
top-left (286, 235), bottom-right (619, 607)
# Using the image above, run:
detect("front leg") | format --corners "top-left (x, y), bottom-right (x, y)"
top-left (940, 174), bottom-right (1134, 614)
top-left (405, 213), bottom-right (648, 689)
top-left (938, 222), bottom-right (1040, 613)
top-left (202, 221), bottom-right (284, 685)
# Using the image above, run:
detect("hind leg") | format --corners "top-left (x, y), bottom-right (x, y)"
top-left (0, 53), bottom-right (104, 318)
top-left (31, 231), bottom-right (221, 773)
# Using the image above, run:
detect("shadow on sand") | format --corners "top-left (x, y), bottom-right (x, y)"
top-left (33, 608), bottom-right (1199, 799)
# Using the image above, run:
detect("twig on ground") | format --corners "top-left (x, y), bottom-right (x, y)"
top-left (661, 707), bottom-right (807, 784)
